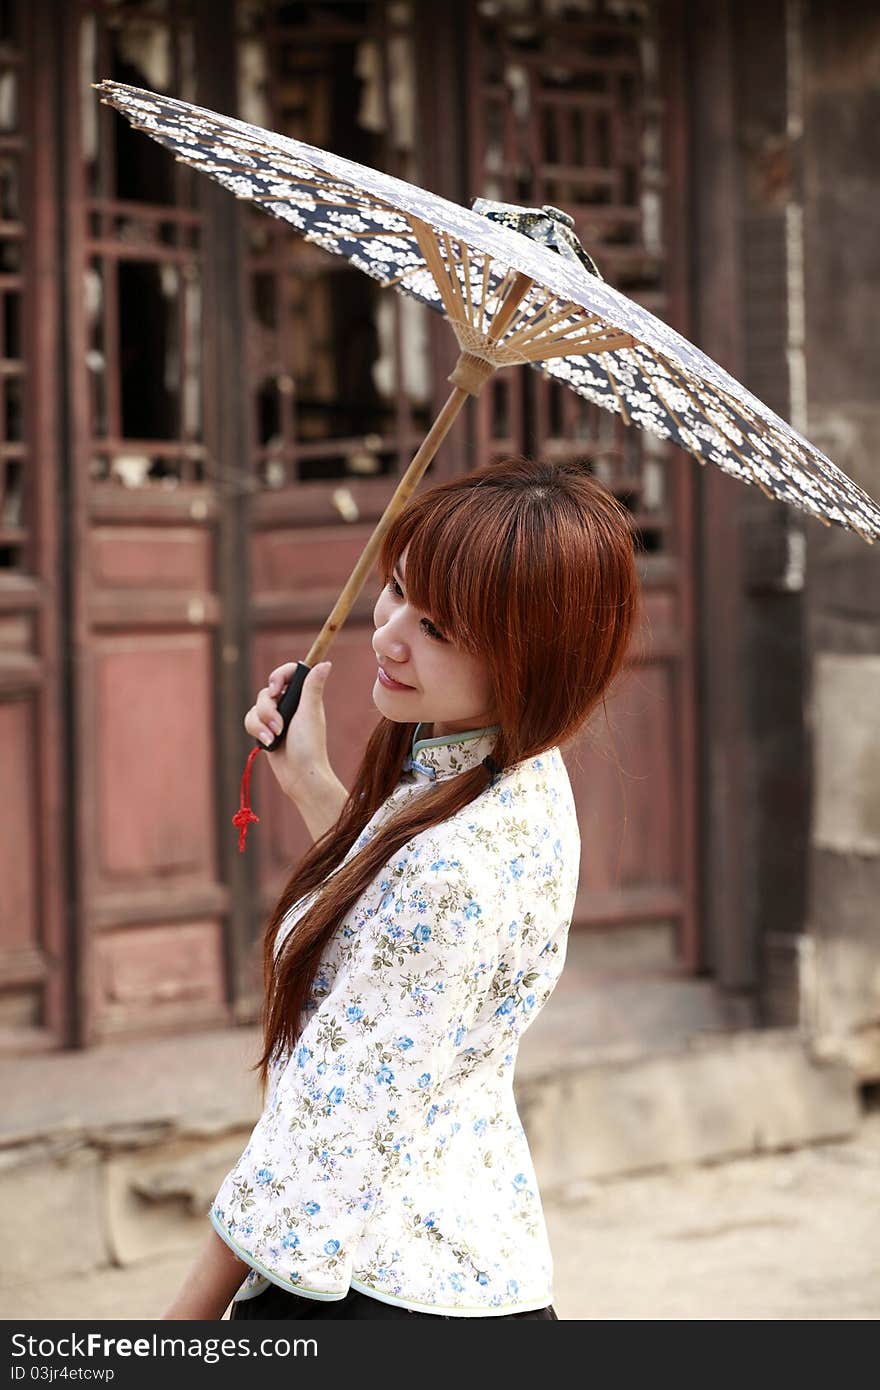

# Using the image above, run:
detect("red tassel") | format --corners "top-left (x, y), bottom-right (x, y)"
top-left (232, 745), bottom-right (262, 852)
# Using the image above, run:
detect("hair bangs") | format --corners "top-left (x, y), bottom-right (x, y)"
top-left (379, 491), bottom-right (514, 656)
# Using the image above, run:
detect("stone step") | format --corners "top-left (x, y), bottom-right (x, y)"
top-left (517, 1023), bottom-right (860, 1189)
top-left (518, 974), bottom-right (755, 1066)
top-left (0, 1004), bottom-right (860, 1286)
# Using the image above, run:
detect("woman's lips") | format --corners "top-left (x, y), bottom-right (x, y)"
top-left (377, 665), bottom-right (414, 691)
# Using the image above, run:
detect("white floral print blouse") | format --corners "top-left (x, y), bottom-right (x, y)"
top-left (210, 720), bottom-right (581, 1316)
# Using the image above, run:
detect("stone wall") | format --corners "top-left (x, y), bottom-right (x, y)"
top-left (717, 0), bottom-right (878, 1068)
top-left (800, 0), bottom-right (880, 1077)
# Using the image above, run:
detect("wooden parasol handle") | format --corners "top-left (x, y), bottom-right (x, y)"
top-left (236, 269), bottom-right (534, 846)
top-left (303, 381), bottom-right (469, 668)
top-left (255, 270), bottom-right (533, 765)
top-left (302, 269), bottom-right (534, 669)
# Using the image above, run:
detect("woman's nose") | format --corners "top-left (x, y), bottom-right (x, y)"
top-left (375, 641), bottom-right (407, 664)
top-left (372, 608), bottom-right (411, 650)
top-left (373, 621), bottom-right (408, 662)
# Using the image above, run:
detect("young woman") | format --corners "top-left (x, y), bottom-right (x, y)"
top-left (163, 456), bottom-right (639, 1321)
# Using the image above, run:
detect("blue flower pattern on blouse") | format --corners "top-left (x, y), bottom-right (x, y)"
top-left (209, 724), bottom-right (580, 1316)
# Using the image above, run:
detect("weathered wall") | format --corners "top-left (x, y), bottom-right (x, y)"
top-left (732, 0), bottom-right (811, 1027)
top-left (800, 0), bottom-right (880, 1077)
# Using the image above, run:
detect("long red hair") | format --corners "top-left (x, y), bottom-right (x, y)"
top-left (255, 456), bottom-right (641, 1090)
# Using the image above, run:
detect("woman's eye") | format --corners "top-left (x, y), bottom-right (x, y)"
top-left (385, 578), bottom-right (446, 642)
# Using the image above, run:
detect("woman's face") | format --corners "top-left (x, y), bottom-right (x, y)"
top-left (371, 545), bottom-right (497, 736)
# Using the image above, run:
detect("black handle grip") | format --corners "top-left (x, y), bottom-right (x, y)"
top-left (258, 659), bottom-right (312, 753)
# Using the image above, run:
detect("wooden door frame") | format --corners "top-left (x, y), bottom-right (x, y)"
top-left (682, 0), bottom-right (754, 991)
top-left (0, 0), bottom-right (70, 1050)
top-left (192, 0), bottom-right (259, 1024)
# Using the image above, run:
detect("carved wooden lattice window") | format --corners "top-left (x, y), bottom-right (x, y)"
top-left (0, 5), bottom-right (26, 570)
top-left (236, 0), bottom-right (431, 488)
top-left (79, 1), bottom-right (205, 489)
top-left (471, 0), bottom-right (671, 554)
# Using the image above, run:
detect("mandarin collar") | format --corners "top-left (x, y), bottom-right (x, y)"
top-left (401, 721), bottom-right (501, 783)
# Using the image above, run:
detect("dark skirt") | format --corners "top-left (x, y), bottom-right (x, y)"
top-left (230, 1280), bottom-right (557, 1321)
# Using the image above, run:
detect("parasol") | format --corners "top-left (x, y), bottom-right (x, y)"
top-left (93, 81), bottom-right (880, 849)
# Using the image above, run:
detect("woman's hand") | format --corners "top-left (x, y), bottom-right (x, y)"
top-left (244, 661), bottom-right (334, 803)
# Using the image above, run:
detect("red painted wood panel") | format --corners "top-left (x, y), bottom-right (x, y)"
top-left (567, 660), bottom-right (678, 907)
top-left (95, 635), bottom-right (217, 883)
top-left (92, 527), bottom-right (212, 590)
top-left (0, 701), bottom-right (38, 954)
top-left (94, 921), bottom-right (225, 1033)
top-left (251, 524), bottom-right (383, 594)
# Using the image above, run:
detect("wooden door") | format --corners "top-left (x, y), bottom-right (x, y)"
top-left (467, 0), bottom-right (700, 972)
top-left (233, 1), bottom-right (438, 1010)
top-left (55, 0), bottom-right (470, 1042)
top-left (44, 0), bottom-right (701, 1050)
top-left (62, 0), bottom-right (232, 1042)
